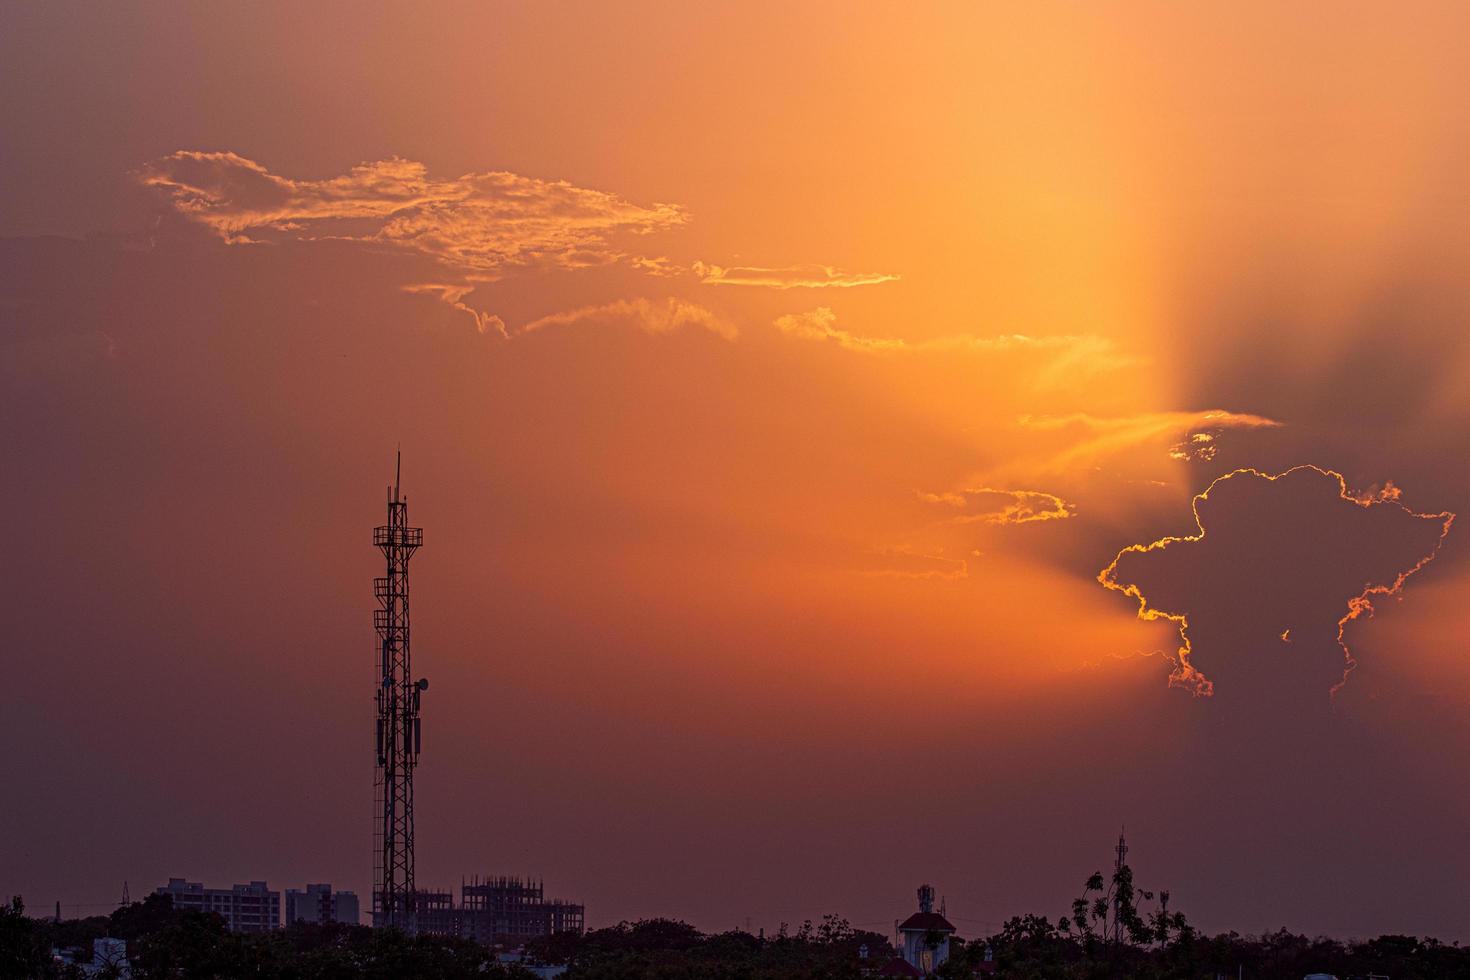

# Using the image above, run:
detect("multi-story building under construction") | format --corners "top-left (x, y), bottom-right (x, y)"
top-left (413, 877), bottom-right (584, 943)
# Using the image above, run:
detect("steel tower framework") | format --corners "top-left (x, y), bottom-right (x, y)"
top-left (1109, 828), bottom-right (1128, 946)
top-left (373, 454), bottom-right (426, 931)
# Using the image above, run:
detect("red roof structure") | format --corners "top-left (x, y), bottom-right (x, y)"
top-left (897, 911), bottom-right (956, 934)
top-left (876, 957), bottom-right (925, 977)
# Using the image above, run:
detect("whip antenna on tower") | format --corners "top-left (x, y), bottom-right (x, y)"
top-left (373, 454), bottom-right (426, 931)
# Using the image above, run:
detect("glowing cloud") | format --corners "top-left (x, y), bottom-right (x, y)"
top-left (1097, 464), bottom-right (1455, 698)
top-left (401, 283), bottom-right (509, 338)
top-left (518, 297), bottom-right (736, 341)
top-left (1016, 410), bottom-right (1282, 476)
top-left (919, 487), bottom-right (1076, 526)
top-left (1168, 431), bottom-right (1218, 462)
top-left (694, 262), bottom-right (898, 289)
top-left (137, 153), bottom-right (899, 334)
top-left (774, 307), bottom-right (905, 351)
top-left (773, 307), bottom-right (1133, 381)
top-left (137, 151), bottom-right (687, 271)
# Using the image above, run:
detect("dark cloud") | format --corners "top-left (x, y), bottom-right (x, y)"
top-left (1100, 465), bottom-right (1454, 704)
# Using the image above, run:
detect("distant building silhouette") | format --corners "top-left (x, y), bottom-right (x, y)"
top-left (155, 877), bottom-right (280, 932)
top-left (459, 876), bottom-right (583, 942)
top-left (285, 883), bottom-right (360, 926)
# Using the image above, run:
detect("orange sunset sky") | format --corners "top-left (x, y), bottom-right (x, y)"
top-left (4, 1), bottom-right (1470, 939)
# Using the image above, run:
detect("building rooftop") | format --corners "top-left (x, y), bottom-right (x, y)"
top-left (897, 911), bottom-right (956, 934)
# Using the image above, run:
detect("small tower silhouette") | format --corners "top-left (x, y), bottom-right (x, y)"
top-left (1110, 828), bottom-right (1129, 945)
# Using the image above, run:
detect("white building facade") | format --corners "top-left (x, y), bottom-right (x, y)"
top-left (897, 885), bottom-right (954, 975)
top-left (155, 878), bottom-right (280, 932)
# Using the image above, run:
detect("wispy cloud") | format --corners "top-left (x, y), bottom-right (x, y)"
top-left (401, 283), bottom-right (509, 337)
top-left (137, 151), bottom-right (686, 275)
top-left (519, 297), bottom-right (736, 341)
top-left (854, 547), bottom-right (970, 581)
top-left (918, 487), bottom-right (1076, 526)
top-left (773, 307), bottom-right (1136, 382)
top-left (695, 263), bottom-right (898, 289)
top-left (1016, 409), bottom-right (1283, 474)
top-left (774, 307), bottom-right (907, 351)
top-left (1020, 409), bottom-right (1282, 434)
top-left (137, 153), bottom-right (900, 334)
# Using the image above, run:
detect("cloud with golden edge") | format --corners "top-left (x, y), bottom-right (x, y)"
top-left (1168, 431), bottom-right (1218, 462)
top-left (918, 487), bottom-right (1076, 527)
top-left (1097, 464), bottom-right (1456, 698)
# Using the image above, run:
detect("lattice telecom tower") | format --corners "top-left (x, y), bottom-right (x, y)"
top-left (1109, 828), bottom-right (1129, 946)
top-left (373, 453), bottom-right (428, 931)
